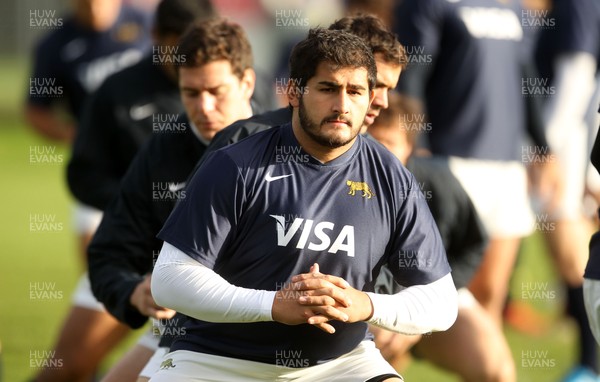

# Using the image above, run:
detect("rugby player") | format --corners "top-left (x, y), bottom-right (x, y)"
top-left (535, 0), bottom-right (600, 379)
top-left (150, 27), bottom-right (457, 382)
top-left (26, 1), bottom-right (150, 380)
top-left (88, 14), bottom-right (408, 382)
top-left (64, 2), bottom-right (216, 381)
top-left (368, 92), bottom-right (516, 381)
top-left (393, 0), bottom-right (558, 326)
top-left (87, 16), bottom-right (256, 381)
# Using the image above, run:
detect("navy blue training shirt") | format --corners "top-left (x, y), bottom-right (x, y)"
top-left (28, 6), bottom-right (151, 121)
top-left (395, 0), bottom-right (527, 161)
top-left (158, 123), bottom-right (450, 366)
top-left (535, 0), bottom-right (600, 81)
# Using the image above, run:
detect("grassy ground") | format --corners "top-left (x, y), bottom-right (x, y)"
top-left (0, 56), bottom-right (587, 381)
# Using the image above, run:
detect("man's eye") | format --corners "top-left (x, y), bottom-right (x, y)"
top-left (212, 87), bottom-right (228, 97)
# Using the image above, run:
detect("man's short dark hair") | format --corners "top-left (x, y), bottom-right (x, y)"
top-left (155, 0), bottom-right (217, 37)
top-left (329, 14), bottom-right (407, 69)
top-left (289, 28), bottom-right (377, 91)
top-left (178, 18), bottom-right (253, 78)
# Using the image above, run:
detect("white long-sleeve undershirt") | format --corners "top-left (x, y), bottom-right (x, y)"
top-left (151, 242), bottom-right (458, 334)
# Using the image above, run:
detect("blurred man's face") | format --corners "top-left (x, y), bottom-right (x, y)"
top-left (179, 60), bottom-right (254, 141)
top-left (368, 124), bottom-right (412, 165)
top-left (74, 0), bottom-right (122, 31)
top-left (292, 62), bottom-right (373, 149)
top-left (363, 55), bottom-right (402, 130)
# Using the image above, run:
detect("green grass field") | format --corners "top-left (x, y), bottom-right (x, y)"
top-left (0, 56), bottom-right (586, 381)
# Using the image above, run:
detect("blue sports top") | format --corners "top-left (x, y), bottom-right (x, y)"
top-left (158, 123), bottom-right (450, 365)
top-left (535, 0), bottom-right (600, 81)
top-left (27, 6), bottom-right (151, 121)
top-left (395, 0), bottom-right (528, 161)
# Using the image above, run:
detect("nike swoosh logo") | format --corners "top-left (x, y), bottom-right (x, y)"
top-left (265, 172), bottom-right (293, 183)
top-left (168, 182), bottom-right (186, 192)
top-left (130, 103), bottom-right (156, 121)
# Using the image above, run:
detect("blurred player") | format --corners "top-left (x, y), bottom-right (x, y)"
top-left (585, 114), bottom-right (600, 348)
top-left (68, 0), bottom-right (215, 211)
top-left (25, 1), bottom-right (151, 381)
top-left (61, 1), bottom-right (215, 381)
top-left (534, 1), bottom-right (600, 379)
top-left (368, 92), bottom-right (515, 381)
top-left (393, 0), bottom-right (558, 327)
top-left (149, 27), bottom-right (457, 382)
top-left (88, 17), bottom-right (256, 381)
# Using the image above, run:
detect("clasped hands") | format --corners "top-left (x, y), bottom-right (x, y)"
top-left (271, 263), bottom-right (374, 334)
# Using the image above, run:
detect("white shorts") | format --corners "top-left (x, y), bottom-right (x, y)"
top-left (149, 341), bottom-right (401, 382)
top-left (71, 272), bottom-right (105, 312)
top-left (448, 157), bottom-right (535, 238)
top-left (140, 346), bottom-right (169, 378)
top-left (72, 202), bottom-right (103, 234)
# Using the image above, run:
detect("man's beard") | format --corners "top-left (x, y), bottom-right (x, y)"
top-left (298, 96), bottom-right (361, 148)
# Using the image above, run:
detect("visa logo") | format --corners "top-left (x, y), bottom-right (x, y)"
top-left (270, 215), bottom-right (355, 257)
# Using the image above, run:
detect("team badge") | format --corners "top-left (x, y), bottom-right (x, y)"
top-left (113, 22), bottom-right (142, 43)
top-left (160, 358), bottom-right (176, 370)
top-left (346, 180), bottom-right (374, 199)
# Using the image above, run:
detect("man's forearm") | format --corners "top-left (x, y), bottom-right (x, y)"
top-left (367, 273), bottom-right (458, 335)
top-left (151, 242), bottom-right (275, 323)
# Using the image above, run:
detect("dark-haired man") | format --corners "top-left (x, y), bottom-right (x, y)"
top-left (150, 27), bottom-right (456, 382)
top-left (68, 0), bottom-right (216, 211)
top-left (368, 92), bottom-right (516, 381)
top-left (87, 17), bottom-right (255, 382)
top-left (90, 14), bottom-right (411, 381)
top-left (205, 13), bottom-right (405, 150)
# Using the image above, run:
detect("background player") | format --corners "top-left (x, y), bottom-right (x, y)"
top-left (88, 16), bottom-right (256, 381)
top-left (150, 27), bottom-right (456, 382)
top-left (393, 0), bottom-right (557, 328)
top-left (61, 2), bottom-right (216, 381)
top-left (25, 1), bottom-right (151, 380)
top-left (68, 0), bottom-right (216, 211)
top-left (368, 92), bottom-right (516, 381)
top-left (585, 113), bottom-right (600, 348)
top-left (534, 0), bottom-right (600, 379)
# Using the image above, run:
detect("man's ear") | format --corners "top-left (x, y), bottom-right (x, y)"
top-left (240, 68), bottom-right (256, 100)
top-left (287, 80), bottom-right (301, 108)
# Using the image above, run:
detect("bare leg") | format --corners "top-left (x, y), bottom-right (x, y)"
top-left (370, 326), bottom-right (421, 372)
top-left (468, 237), bottom-right (521, 324)
top-left (543, 218), bottom-right (594, 287)
top-left (414, 297), bottom-right (516, 382)
top-left (34, 306), bottom-right (130, 382)
top-left (102, 344), bottom-right (155, 382)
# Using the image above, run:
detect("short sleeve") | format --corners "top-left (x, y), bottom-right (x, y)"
top-left (157, 150), bottom-right (246, 269)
